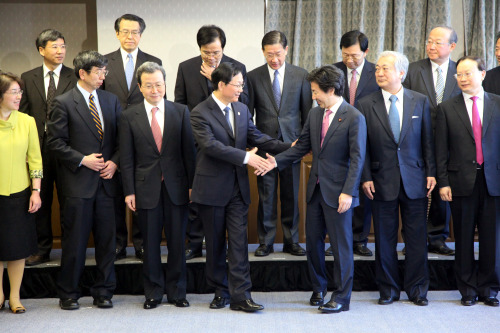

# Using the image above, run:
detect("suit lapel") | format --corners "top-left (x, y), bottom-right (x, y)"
top-left (482, 92), bottom-right (494, 137)
top-left (135, 103), bottom-right (160, 154)
top-left (356, 62), bottom-right (373, 100)
top-left (399, 89), bottom-right (415, 144)
top-left (419, 60), bottom-right (437, 108)
top-left (454, 97), bottom-right (474, 139)
top-left (321, 103), bottom-right (347, 150)
top-left (128, 49), bottom-right (144, 98)
top-left (161, 101), bottom-right (174, 154)
top-left (56, 66), bottom-right (74, 95)
top-left (259, 65), bottom-right (278, 111)
top-left (280, 64), bottom-right (293, 112)
top-left (196, 56), bottom-right (209, 97)
top-left (372, 92), bottom-right (395, 141)
top-left (443, 61), bottom-right (458, 102)
top-left (33, 67), bottom-right (47, 103)
top-left (73, 88), bottom-right (101, 142)
top-left (209, 97), bottom-right (234, 139)
top-left (109, 49), bottom-right (129, 97)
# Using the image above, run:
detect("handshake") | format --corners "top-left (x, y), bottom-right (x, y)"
top-left (248, 147), bottom-right (276, 176)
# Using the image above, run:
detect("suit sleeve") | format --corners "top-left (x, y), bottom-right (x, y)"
top-left (110, 96), bottom-right (122, 167)
top-left (275, 110), bottom-right (313, 170)
top-left (247, 75), bottom-right (256, 117)
top-left (19, 73), bottom-right (30, 115)
top-left (357, 102), bottom-right (373, 183)
top-left (238, 64), bottom-right (250, 106)
top-left (174, 63), bottom-right (187, 105)
top-left (421, 96), bottom-right (436, 177)
top-left (434, 104), bottom-right (449, 188)
top-left (181, 106), bottom-right (196, 187)
top-left (342, 112), bottom-right (367, 196)
top-left (119, 112), bottom-right (135, 196)
top-left (245, 107), bottom-right (291, 154)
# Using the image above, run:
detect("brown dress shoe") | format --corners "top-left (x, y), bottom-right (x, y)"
top-left (26, 254), bottom-right (50, 266)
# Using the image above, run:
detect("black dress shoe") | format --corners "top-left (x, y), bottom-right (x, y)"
top-left (93, 296), bottom-right (113, 308)
top-left (353, 243), bottom-right (373, 256)
top-left (461, 296), bottom-right (477, 306)
top-left (479, 296), bottom-right (499, 307)
top-left (319, 300), bottom-right (349, 313)
top-left (254, 244), bottom-right (274, 257)
top-left (428, 243), bottom-right (455, 256)
top-left (26, 254), bottom-right (50, 266)
top-left (412, 297), bottom-right (429, 306)
top-left (230, 299), bottom-right (264, 312)
top-left (209, 296), bottom-right (228, 309)
top-left (185, 249), bottom-right (203, 260)
top-left (144, 298), bottom-right (162, 309)
top-left (115, 248), bottom-right (126, 261)
top-left (283, 243), bottom-right (306, 256)
top-left (59, 298), bottom-right (80, 310)
top-left (310, 290), bottom-right (327, 306)
top-left (378, 296), bottom-right (400, 305)
top-left (325, 246), bottom-right (333, 256)
top-left (168, 298), bottom-right (190, 307)
top-left (135, 248), bottom-right (145, 261)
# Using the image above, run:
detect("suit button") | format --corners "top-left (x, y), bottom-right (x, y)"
top-left (472, 160), bottom-right (476, 164)
top-left (398, 148), bottom-right (401, 151)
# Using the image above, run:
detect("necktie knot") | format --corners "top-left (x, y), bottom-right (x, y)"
top-left (351, 69), bottom-right (357, 76)
top-left (388, 95), bottom-right (400, 143)
top-left (48, 71), bottom-right (54, 77)
top-left (389, 95), bottom-right (397, 103)
top-left (152, 106), bottom-right (159, 115)
top-left (325, 109), bottom-right (333, 117)
top-left (436, 67), bottom-right (442, 74)
top-left (272, 70), bottom-right (281, 108)
top-left (471, 96), bottom-right (478, 103)
top-left (89, 93), bottom-right (94, 102)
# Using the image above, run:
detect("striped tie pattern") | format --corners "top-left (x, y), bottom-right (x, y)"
top-left (89, 94), bottom-right (103, 140)
top-left (272, 70), bottom-right (281, 109)
top-left (349, 69), bottom-right (357, 106)
top-left (435, 67), bottom-right (444, 104)
top-left (151, 107), bottom-right (162, 152)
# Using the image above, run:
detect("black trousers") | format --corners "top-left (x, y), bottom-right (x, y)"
top-left (450, 169), bottom-right (500, 298)
top-left (427, 185), bottom-right (451, 245)
top-left (115, 172), bottom-right (142, 252)
top-left (137, 182), bottom-right (188, 301)
top-left (352, 186), bottom-right (372, 245)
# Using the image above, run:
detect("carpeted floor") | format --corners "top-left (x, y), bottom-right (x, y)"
top-left (2, 291), bottom-right (499, 333)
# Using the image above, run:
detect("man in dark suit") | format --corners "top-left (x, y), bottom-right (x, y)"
top-left (330, 30), bottom-right (380, 257)
top-left (102, 14), bottom-right (162, 261)
top-left (436, 56), bottom-right (500, 307)
top-left (403, 26), bottom-right (461, 255)
top-left (175, 25), bottom-right (249, 260)
top-left (120, 62), bottom-right (196, 310)
top-left (483, 32), bottom-right (500, 95)
top-left (20, 29), bottom-right (77, 266)
top-left (264, 65), bottom-right (366, 313)
top-left (190, 62), bottom-right (289, 312)
top-left (358, 51), bottom-right (436, 306)
top-left (48, 51), bottom-right (121, 310)
top-left (247, 30), bottom-right (311, 257)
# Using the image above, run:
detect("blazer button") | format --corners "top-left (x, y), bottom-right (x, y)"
top-left (472, 160), bottom-right (476, 164)
top-left (397, 148), bottom-right (401, 151)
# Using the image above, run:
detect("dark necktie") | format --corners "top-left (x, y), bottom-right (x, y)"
top-left (388, 95), bottom-right (400, 143)
top-left (471, 96), bottom-right (483, 165)
top-left (89, 94), bottom-right (103, 140)
top-left (223, 106), bottom-right (233, 134)
top-left (46, 71), bottom-right (56, 119)
top-left (273, 70), bottom-right (281, 109)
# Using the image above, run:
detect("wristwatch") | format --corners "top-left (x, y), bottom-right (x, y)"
top-left (32, 188), bottom-right (41, 192)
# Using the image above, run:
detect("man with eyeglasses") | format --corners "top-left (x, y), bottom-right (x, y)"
top-left (329, 30), bottom-right (380, 259)
top-left (403, 26), bottom-right (461, 256)
top-left (482, 32), bottom-right (500, 95)
top-left (247, 31), bottom-right (311, 258)
top-left (435, 56), bottom-right (500, 307)
top-left (175, 25), bottom-right (249, 260)
top-left (103, 13), bottom-right (162, 262)
top-left (48, 50), bottom-right (122, 310)
top-left (120, 62), bottom-right (196, 309)
top-left (19, 29), bottom-right (77, 267)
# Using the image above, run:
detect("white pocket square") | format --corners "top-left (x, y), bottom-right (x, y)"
top-left (412, 116), bottom-right (419, 118)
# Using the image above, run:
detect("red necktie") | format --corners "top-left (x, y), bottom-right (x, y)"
top-left (321, 109), bottom-right (332, 147)
top-left (349, 69), bottom-right (357, 106)
top-left (151, 107), bottom-right (162, 152)
top-left (471, 96), bottom-right (483, 165)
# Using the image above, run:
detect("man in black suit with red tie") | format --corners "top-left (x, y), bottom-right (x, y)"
top-left (120, 62), bottom-right (196, 310)
top-left (329, 30), bottom-right (379, 258)
top-left (190, 62), bottom-right (290, 312)
top-left (175, 25), bottom-right (249, 260)
top-left (436, 56), bottom-right (500, 307)
top-left (102, 14), bottom-right (163, 261)
top-left (48, 50), bottom-right (121, 310)
top-left (20, 29), bottom-right (77, 266)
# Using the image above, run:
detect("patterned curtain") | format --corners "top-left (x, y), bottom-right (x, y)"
top-left (265, 0), bottom-right (451, 70)
top-left (463, 0), bottom-right (500, 70)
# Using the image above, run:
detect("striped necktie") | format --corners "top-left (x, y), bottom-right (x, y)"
top-left (272, 70), bottom-right (281, 109)
top-left (151, 107), bottom-right (162, 152)
top-left (89, 94), bottom-right (103, 140)
top-left (349, 69), bottom-right (357, 106)
top-left (435, 67), bottom-right (444, 104)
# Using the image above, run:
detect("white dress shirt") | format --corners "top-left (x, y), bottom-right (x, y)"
top-left (120, 47), bottom-right (139, 71)
top-left (381, 87), bottom-right (405, 130)
top-left (43, 63), bottom-right (62, 96)
top-left (144, 99), bottom-right (165, 135)
top-left (462, 89), bottom-right (485, 125)
top-left (267, 62), bottom-right (285, 93)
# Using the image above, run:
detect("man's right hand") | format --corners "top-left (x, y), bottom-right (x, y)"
top-left (125, 194), bottom-right (136, 212)
top-left (82, 153), bottom-right (105, 171)
top-left (439, 186), bottom-right (452, 201)
top-left (362, 181), bottom-right (375, 200)
top-left (247, 147), bottom-right (271, 174)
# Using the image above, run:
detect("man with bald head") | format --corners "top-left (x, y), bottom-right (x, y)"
top-left (403, 26), bottom-right (461, 256)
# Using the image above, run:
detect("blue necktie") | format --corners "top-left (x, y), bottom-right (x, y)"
top-left (125, 53), bottom-right (134, 90)
top-left (273, 70), bottom-right (281, 108)
top-left (388, 95), bottom-right (400, 143)
top-left (223, 106), bottom-right (233, 134)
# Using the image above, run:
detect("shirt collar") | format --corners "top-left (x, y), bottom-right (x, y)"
top-left (462, 88), bottom-right (485, 102)
top-left (120, 47), bottom-right (139, 63)
top-left (212, 93), bottom-right (231, 111)
top-left (144, 99), bottom-right (164, 113)
top-left (325, 96), bottom-right (344, 115)
top-left (381, 86), bottom-right (404, 102)
top-left (430, 58), bottom-right (449, 72)
top-left (43, 63), bottom-right (62, 77)
top-left (267, 62), bottom-right (286, 77)
top-left (76, 82), bottom-right (96, 101)
top-left (350, 59), bottom-right (365, 75)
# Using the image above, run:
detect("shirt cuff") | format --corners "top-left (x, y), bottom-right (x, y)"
top-left (243, 152), bottom-right (249, 164)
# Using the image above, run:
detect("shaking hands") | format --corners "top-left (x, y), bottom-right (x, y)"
top-left (247, 147), bottom-right (276, 176)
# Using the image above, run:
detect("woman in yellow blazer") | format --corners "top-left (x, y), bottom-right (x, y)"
top-left (0, 72), bottom-right (42, 314)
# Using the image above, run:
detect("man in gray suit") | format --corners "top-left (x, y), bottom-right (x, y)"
top-left (403, 26), bottom-right (461, 255)
top-left (247, 31), bottom-right (312, 256)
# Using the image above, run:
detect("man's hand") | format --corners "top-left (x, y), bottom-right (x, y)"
top-left (362, 181), bottom-right (375, 200)
top-left (426, 177), bottom-right (436, 197)
top-left (338, 193), bottom-right (352, 214)
top-left (100, 160), bottom-right (118, 179)
top-left (255, 153), bottom-right (276, 176)
top-left (82, 153), bottom-right (105, 171)
top-left (439, 186), bottom-right (452, 201)
top-left (189, 189), bottom-right (192, 203)
top-left (125, 194), bottom-right (136, 212)
top-left (291, 139), bottom-right (298, 147)
top-left (200, 62), bottom-right (216, 81)
top-left (247, 147), bottom-right (270, 174)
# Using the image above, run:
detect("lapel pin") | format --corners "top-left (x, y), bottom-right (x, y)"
top-left (338, 118), bottom-right (342, 122)
top-left (238, 112), bottom-right (240, 116)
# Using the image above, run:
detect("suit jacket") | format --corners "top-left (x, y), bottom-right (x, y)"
top-left (120, 100), bottom-right (196, 209)
top-left (190, 96), bottom-right (289, 207)
top-left (247, 63), bottom-right (312, 143)
top-left (20, 65), bottom-right (77, 145)
top-left (47, 86), bottom-right (122, 199)
top-left (175, 54), bottom-right (249, 111)
top-left (483, 66), bottom-right (500, 95)
top-left (275, 102), bottom-right (366, 209)
top-left (403, 58), bottom-right (461, 127)
top-left (102, 49), bottom-right (162, 110)
top-left (435, 92), bottom-right (500, 197)
top-left (358, 89), bottom-right (436, 201)
top-left (333, 60), bottom-right (379, 108)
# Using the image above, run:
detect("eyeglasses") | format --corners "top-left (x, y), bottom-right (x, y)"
top-left (454, 72), bottom-right (476, 79)
top-left (228, 83), bottom-right (245, 89)
top-left (425, 40), bottom-right (450, 47)
top-left (265, 52), bottom-right (283, 59)
top-left (201, 50), bottom-right (222, 57)
top-left (142, 82), bottom-right (165, 90)
top-left (342, 53), bottom-right (364, 60)
top-left (119, 30), bottom-right (141, 37)
top-left (46, 44), bottom-right (66, 50)
top-left (88, 69), bottom-right (109, 77)
top-left (5, 89), bottom-right (23, 95)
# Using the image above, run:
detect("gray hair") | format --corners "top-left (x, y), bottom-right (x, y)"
top-left (377, 51), bottom-right (409, 81)
top-left (136, 61), bottom-right (165, 85)
top-left (431, 26), bottom-right (458, 44)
